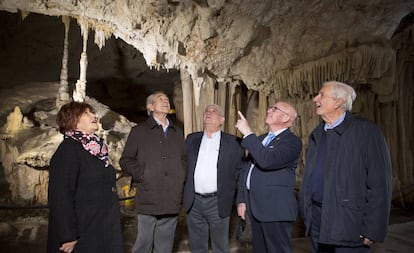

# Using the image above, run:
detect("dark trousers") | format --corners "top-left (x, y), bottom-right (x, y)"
top-left (311, 203), bottom-right (371, 253)
top-left (186, 194), bottom-right (230, 253)
top-left (247, 196), bottom-right (292, 253)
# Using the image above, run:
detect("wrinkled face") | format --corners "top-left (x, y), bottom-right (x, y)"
top-left (76, 108), bottom-right (99, 134)
top-left (265, 102), bottom-right (290, 126)
top-left (149, 93), bottom-right (170, 115)
top-left (313, 84), bottom-right (339, 117)
top-left (203, 105), bottom-right (224, 129)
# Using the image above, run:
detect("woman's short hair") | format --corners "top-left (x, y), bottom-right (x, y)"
top-left (56, 101), bottom-right (95, 133)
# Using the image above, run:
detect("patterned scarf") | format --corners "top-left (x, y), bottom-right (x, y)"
top-left (64, 130), bottom-right (110, 167)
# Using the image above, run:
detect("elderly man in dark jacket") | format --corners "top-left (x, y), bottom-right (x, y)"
top-left (298, 81), bottom-right (392, 253)
top-left (120, 91), bottom-right (186, 253)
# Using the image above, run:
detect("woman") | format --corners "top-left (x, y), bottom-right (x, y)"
top-left (47, 101), bottom-right (123, 253)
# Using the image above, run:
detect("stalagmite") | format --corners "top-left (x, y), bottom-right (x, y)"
top-left (3, 106), bottom-right (23, 134)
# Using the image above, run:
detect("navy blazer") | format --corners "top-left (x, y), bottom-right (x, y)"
top-left (237, 129), bottom-right (302, 222)
top-left (183, 131), bottom-right (245, 218)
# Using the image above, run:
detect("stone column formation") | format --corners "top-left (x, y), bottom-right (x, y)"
top-left (56, 16), bottom-right (70, 109)
top-left (73, 18), bottom-right (89, 102)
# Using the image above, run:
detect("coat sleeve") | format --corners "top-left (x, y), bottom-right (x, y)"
top-left (119, 127), bottom-right (144, 181)
top-left (236, 161), bottom-right (248, 204)
top-left (48, 141), bottom-right (80, 244)
top-left (362, 123), bottom-right (393, 242)
top-left (242, 132), bottom-right (302, 171)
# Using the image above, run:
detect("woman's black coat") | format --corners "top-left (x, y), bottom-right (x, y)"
top-left (47, 137), bottom-right (122, 253)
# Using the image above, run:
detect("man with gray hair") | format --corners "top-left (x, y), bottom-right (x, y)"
top-left (298, 81), bottom-right (393, 253)
top-left (120, 91), bottom-right (186, 253)
top-left (183, 104), bottom-right (245, 253)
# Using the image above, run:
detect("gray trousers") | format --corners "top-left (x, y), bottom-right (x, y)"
top-left (132, 213), bottom-right (178, 253)
top-left (186, 195), bottom-right (230, 253)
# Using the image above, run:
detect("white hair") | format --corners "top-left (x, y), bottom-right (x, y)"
top-left (205, 104), bottom-right (224, 117)
top-left (146, 91), bottom-right (167, 115)
top-left (323, 81), bottom-right (356, 111)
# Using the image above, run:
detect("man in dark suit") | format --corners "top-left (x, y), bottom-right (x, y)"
top-left (183, 104), bottom-right (245, 253)
top-left (235, 101), bottom-right (302, 253)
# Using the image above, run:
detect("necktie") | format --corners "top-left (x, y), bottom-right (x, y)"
top-left (263, 132), bottom-right (275, 147)
top-left (246, 132), bottom-right (276, 189)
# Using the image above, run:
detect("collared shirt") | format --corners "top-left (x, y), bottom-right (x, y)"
top-left (246, 128), bottom-right (288, 189)
top-left (194, 131), bottom-right (221, 194)
top-left (324, 112), bottom-right (345, 131)
top-left (153, 116), bottom-right (170, 133)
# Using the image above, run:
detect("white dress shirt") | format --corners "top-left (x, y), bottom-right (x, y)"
top-left (194, 131), bottom-right (221, 194)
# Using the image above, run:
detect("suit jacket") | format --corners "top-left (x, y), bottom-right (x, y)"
top-left (237, 129), bottom-right (302, 222)
top-left (183, 131), bottom-right (245, 218)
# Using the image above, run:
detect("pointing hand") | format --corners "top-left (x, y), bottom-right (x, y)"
top-left (235, 111), bottom-right (252, 136)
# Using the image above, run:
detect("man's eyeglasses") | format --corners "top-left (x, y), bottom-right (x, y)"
top-left (268, 106), bottom-right (289, 116)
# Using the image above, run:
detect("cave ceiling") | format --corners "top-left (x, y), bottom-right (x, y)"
top-left (1, 0), bottom-right (412, 93)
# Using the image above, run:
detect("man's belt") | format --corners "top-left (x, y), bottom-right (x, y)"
top-left (196, 192), bottom-right (217, 198)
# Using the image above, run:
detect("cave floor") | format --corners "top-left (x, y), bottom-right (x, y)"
top-left (0, 205), bottom-right (413, 253)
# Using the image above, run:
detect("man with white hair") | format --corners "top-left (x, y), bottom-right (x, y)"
top-left (120, 91), bottom-right (186, 253)
top-left (298, 81), bottom-right (393, 253)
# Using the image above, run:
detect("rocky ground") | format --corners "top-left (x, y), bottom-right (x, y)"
top-left (0, 193), bottom-right (413, 253)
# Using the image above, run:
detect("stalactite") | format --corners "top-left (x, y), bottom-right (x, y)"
top-left (173, 80), bottom-right (184, 127)
top-left (94, 28), bottom-right (112, 50)
top-left (257, 92), bottom-right (268, 134)
top-left (195, 75), bottom-right (216, 130)
top-left (20, 10), bottom-right (29, 20)
top-left (263, 44), bottom-right (396, 98)
top-left (180, 67), bottom-right (194, 136)
top-left (245, 90), bottom-right (259, 134)
top-left (56, 15), bottom-right (71, 108)
top-left (216, 81), bottom-right (227, 113)
top-left (225, 81), bottom-right (238, 135)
